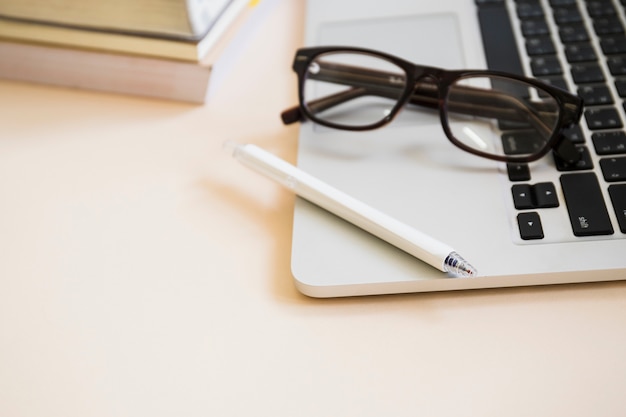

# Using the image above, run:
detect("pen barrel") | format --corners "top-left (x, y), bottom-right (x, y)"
top-left (234, 144), bottom-right (454, 272)
top-left (295, 179), bottom-right (454, 272)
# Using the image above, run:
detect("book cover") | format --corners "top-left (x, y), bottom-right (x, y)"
top-left (0, 0), bottom-right (250, 61)
top-left (0, 0), bottom-right (259, 102)
top-left (0, 0), bottom-right (231, 39)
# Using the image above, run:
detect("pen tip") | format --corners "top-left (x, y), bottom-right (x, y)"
top-left (444, 252), bottom-right (477, 278)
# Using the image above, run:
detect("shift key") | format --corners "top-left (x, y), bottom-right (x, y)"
top-left (560, 173), bottom-right (614, 236)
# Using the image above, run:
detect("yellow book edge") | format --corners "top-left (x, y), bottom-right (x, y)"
top-left (0, 0), bottom-right (256, 62)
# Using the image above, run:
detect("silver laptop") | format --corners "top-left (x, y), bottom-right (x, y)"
top-left (289, 0), bottom-right (626, 297)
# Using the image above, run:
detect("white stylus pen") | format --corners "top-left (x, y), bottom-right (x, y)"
top-left (225, 142), bottom-right (477, 278)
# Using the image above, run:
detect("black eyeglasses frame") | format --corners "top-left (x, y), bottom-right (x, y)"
top-left (282, 46), bottom-right (584, 164)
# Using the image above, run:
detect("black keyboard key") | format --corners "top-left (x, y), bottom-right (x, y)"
top-left (517, 212), bottom-right (545, 240)
top-left (507, 163), bottom-right (531, 181)
top-left (586, 0), bottom-right (618, 18)
top-left (608, 184), bottom-right (626, 233)
top-left (592, 131), bottom-right (626, 154)
top-left (600, 157), bottom-right (626, 181)
top-left (553, 5), bottom-right (583, 24)
top-left (615, 78), bottom-right (626, 97)
top-left (607, 56), bottom-right (626, 75)
top-left (531, 55), bottom-right (563, 75)
top-left (521, 19), bottom-right (550, 37)
top-left (548, 0), bottom-right (577, 6)
top-left (526, 37), bottom-right (557, 55)
top-left (571, 63), bottom-right (605, 83)
top-left (512, 184), bottom-right (535, 209)
top-left (600, 35), bottom-right (626, 55)
top-left (564, 43), bottom-right (597, 62)
top-left (585, 107), bottom-right (623, 129)
top-left (560, 173), bottom-right (614, 236)
top-left (534, 182), bottom-right (560, 207)
top-left (538, 76), bottom-right (570, 92)
top-left (593, 17), bottom-right (624, 36)
top-left (577, 84), bottom-right (614, 105)
top-left (559, 24), bottom-right (590, 43)
top-left (554, 146), bottom-right (594, 170)
top-left (518, 2), bottom-right (546, 19)
top-left (502, 130), bottom-right (545, 155)
top-left (478, 3), bottom-right (525, 75)
top-left (561, 125), bottom-right (586, 144)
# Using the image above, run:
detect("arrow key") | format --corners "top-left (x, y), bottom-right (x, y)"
top-left (518, 212), bottom-right (544, 240)
top-left (533, 182), bottom-right (560, 208)
top-left (512, 184), bottom-right (534, 209)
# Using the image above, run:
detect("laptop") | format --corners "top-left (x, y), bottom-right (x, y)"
top-left (289, 0), bottom-right (626, 297)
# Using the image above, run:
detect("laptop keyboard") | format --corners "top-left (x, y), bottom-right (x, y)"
top-left (476, 0), bottom-right (626, 243)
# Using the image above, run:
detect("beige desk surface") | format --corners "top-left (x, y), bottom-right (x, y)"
top-left (1, 1), bottom-right (626, 416)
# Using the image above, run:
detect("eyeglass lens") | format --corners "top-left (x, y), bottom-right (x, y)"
top-left (302, 51), bottom-right (562, 160)
top-left (302, 52), bottom-right (408, 128)
top-left (446, 76), bottom-right (560, 159)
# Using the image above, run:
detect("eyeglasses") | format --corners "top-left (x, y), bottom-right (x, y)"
top-left (281, 46), bottom-right (584, 164)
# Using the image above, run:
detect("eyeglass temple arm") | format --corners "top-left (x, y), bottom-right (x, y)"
top-left (282, 62), bottom-right (551, 126)
top-left (281, 86), bottom-right (368, 124)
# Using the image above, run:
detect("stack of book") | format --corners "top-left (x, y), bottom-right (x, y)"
top-left (0, 0), bottom-right (256, 103)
